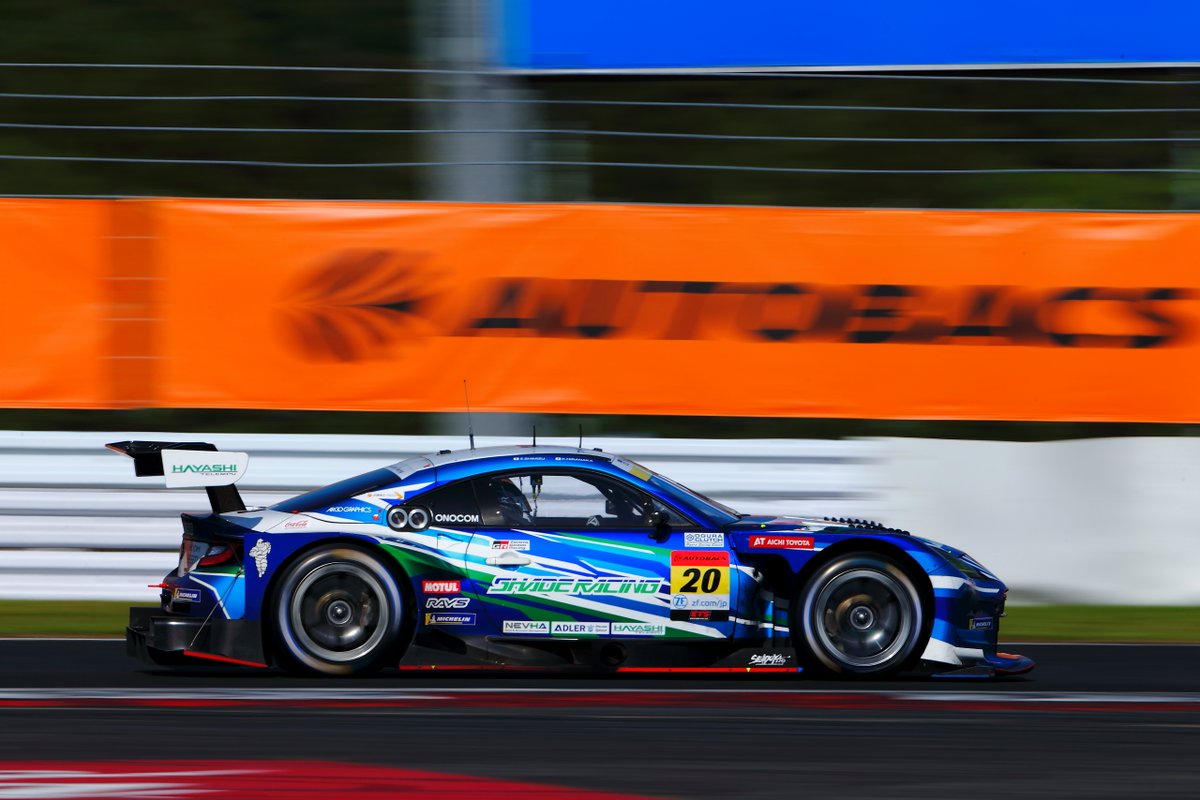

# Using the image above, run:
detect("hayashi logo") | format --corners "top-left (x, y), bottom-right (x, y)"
top-left (422, 580), bottom-right (461, 594)
top-left (278, 252), bottom-right (1199, 363)
top-left (488, 576), bottom-right (662, 596)
top-left (171, 464), bottom-right (238, 474)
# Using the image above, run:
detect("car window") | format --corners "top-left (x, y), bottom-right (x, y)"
top-left (412, 480), bottom-right (481, 527)
top-left (475, 471), bottom-right (690, 529)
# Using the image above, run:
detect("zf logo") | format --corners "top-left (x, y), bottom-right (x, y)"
top-left (425, 597), bottom-right (471, 610)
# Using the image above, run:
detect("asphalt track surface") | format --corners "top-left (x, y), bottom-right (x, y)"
top-left (2, 640), bottom-right (1199, 798)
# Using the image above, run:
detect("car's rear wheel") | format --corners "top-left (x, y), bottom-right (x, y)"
top-left (271, 545), bottom-right (404, 676)
top-left (796, 552), bottom-right (926, 677)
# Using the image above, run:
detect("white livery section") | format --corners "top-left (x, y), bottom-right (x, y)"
top-left (160, 449), bottom-right (250, 488)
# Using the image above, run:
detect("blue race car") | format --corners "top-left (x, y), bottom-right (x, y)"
top-left (112, 440), bottom-right (1033, 678)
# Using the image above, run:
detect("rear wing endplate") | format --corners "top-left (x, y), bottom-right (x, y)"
top-left (105, 440), bottom-right (249, 514)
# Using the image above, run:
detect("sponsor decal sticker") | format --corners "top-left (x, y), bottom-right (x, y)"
top-left (969, 616), bottom-right (995, 631)
top-left (611, 622), bottom-right (665, 636)
top-left (282, 518), bottom-right (308, 530)
top-left (684, 532), bottom-right (724, 548)
top-left (669, 550), bottom-right (730, 610)
top-left (425, 597), bottom-right (471, 609)
top-left (424, 612), bottom-right (476, 626)
top-left (490, 539), bottom-right (530, 551)
top-left (422, 579), bottom-right (461, 594)
top-left (248, 539), bottom-right (271, 578)
top-left (748, 652), bottom-right (791, 666)
top-left (434, 513), bottom-right (481, 524)
top-left (747, 534), bottom-right (815, 550)
top-left (171, 588), bottom-right (201, 603)
top-left (550, 621), bottom-right (610, 636)
top-left (671, 593), bottom-right (730, 610)
top-left (488, 576), bottom-right (662, 596)
top-left (172, 463), bottom-right (239, 475)
top-left (611, 457), bottom-right (653, 482)
top-left (503, 620), bottom-right (551, 634)
top-left (327, 505), bottom-right (372, 513)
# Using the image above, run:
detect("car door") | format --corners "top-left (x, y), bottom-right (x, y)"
top-left (467, 468), bottom-right (738, 641)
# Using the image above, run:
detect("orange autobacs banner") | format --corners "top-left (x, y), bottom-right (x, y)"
top-left (7, 198), bottom-right (1200, 421)
top-left (0, 200), bottom-right (112, 407)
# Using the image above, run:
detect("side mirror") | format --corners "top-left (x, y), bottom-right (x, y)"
top-left (646, 510), bottom-right (671, 542)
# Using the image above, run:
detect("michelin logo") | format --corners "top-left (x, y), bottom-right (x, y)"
top-left (248, 538), bottom-right (271, 578)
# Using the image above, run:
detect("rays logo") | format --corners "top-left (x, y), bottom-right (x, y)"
top-left (425, 597), bottom-right (470, 610)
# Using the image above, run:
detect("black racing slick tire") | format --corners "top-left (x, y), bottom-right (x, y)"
top-left (270, 545), bottom-right (404, 676)
top-left (796, 552), bottom-right (927, 677)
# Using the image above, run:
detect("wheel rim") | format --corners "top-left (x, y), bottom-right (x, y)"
top-left (288, 562), bottom-right (389, 663)
top-left (811, 567), bottom-right (914, 669)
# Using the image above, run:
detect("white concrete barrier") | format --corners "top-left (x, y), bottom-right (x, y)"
top-left (0, 430), bottom-right (1196, 604)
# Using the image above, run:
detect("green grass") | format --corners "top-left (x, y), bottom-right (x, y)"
top-left (0, 601), bottom-right (132, 637)
top-left (1000, 605), bottom-right (1200, 643)
top-left (0, 601), bottom-right (1196, 642)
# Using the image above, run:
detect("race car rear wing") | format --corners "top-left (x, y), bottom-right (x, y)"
top-left (105, 440), bottom-right (249, 514)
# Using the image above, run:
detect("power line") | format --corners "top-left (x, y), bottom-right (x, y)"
top-left (0, 121), bottom-right (1191, 144)
top-left (0, 153), bottom-right (1195, 173)
top-left (2, 62), bottom-right (1200, 85)
top-left (1, 91), bottom-right (1199, 113)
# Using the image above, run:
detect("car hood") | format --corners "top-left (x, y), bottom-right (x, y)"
top-left (727, 514), bottom-right (908, 534)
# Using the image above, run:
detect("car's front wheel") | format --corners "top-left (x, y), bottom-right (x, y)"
top-left (796, 552), bottom-right (926, 677)
top-left (270, 545), bottom-right (404, 676)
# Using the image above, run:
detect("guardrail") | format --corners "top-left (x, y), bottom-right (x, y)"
top-left (0, 431), bottom-right (883, 600)
top-left (5, 431), bottom-right (1198, 604)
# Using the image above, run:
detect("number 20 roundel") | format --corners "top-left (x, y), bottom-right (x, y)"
top-left (670, 551), bottom-right (730, 596)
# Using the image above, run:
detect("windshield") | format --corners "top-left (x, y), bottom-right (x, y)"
top-left (649, 473), bottom-right (740, 525)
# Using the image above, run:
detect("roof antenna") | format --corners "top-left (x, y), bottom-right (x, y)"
top-left (532, 424), bottom-right (537, 447)
top-left (463, 379), bottom-right (475, 450)
top-left (578, 423), bottom-right (583, 449)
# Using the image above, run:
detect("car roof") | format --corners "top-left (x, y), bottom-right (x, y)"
top-left (389, 444), bottom-right (615, 476)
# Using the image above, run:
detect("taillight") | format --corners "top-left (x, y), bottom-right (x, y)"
top-left (179, 538), bottom-right (239, 574)
top-left (198, 544), bottom-right (235, 567)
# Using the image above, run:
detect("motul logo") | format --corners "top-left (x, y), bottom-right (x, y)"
top-left (422, 580), bottom-right (461, 594)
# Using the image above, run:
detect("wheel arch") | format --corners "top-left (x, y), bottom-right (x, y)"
top-left (786, 537), bottom-right (935, 649)
top-left (260, 535), bottom-right (417, 668)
